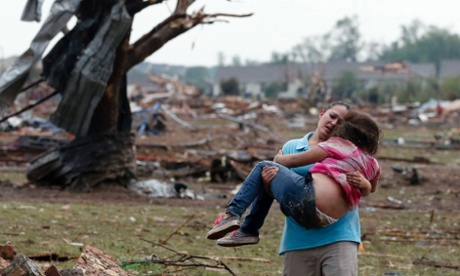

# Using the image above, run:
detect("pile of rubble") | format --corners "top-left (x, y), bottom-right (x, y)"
top-left (0, 242), bottom-right (129, 276)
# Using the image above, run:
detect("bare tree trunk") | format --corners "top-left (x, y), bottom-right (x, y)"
top-left (24, 0), bottom-right (251, 191)
top-left (27, 0), bottom-right (136, 190)
top-left (27, 132), bottom-right (136, 191)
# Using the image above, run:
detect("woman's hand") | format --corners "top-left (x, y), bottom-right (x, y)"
top-left (273, 149), bottom-right (283, 163)
top-left (347, 171), bottom-right (372, 196)
top-left (261, 166), bottom-right (278, 188)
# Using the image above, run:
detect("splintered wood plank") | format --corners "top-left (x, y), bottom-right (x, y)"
top-left (74, 245), bottom-right (128, 276)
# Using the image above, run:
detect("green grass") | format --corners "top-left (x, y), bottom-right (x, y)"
top-left (378, 145), bottom-right (460, 166)
top-left (377, 126), bottom-right (460, 166)
top-left (1, 198), bottom-right (459, 275)
top-left (0, 201), bottom-right (285, 275)
top-left (0, 171), bottom-right (28, 183)
top-left (359, 208), bottom-right (460, 275)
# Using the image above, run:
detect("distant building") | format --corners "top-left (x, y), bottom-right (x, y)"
top-left (439, 60), bottom-right (460, 79)
top-left (213, 64), bottom-right (311, 99)
top-left (212, 61), bottom-right (441, 99)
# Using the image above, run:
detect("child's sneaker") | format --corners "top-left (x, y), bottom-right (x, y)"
top-left (216, 229), bottom-right (259, 247)
top-left (206, 214), bottom-right (240, 240)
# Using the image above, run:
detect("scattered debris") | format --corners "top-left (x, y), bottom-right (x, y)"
top-left (138, 238), bottom-right (238, 276)
top-left (128, 178), bottom-right (195, 199)
top-left (0, 245), bottom-right (129, 276)
top-left (391, 165), bottom-right (421, 185)
top-left (0, 241), bottom-right (16, 260)
top-left (413, 257), bottom-right (460, 270)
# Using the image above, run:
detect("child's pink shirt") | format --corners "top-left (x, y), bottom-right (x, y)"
top-left (310, 137), bottom-right (381, 209)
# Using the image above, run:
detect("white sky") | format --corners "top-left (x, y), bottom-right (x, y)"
top-left (1, 0), bottom-right (459, 67)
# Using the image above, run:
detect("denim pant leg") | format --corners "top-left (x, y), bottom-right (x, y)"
top-left (268, 163), bottom-right (321, 229)
top-left (240, 189), bottom-right (274, 237)
top-left (227, 161), bottom-right (270, 221)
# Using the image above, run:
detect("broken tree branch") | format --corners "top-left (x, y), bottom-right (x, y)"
top-left (126, 1), bottom-right (252, 69)
top-left (218, 256), bottom-right (271, 263)
top-left (139, 238), bottom-right (238, 275)
top-left (160, 214), bottom-right (195, 245)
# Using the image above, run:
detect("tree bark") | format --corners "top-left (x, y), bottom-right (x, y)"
top-left (27, 132), bottom-right (136, 191)
top-left (25, 0), bottom-right (251, 191)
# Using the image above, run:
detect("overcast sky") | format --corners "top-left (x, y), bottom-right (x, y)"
top-left (1, 0), bottom-right (459, 67)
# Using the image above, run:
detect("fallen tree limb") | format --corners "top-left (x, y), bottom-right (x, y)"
top-left (160, 214), bottom-right (195, 245)
top-left (217, 256), bottom-right (271, 263)
top-left (139, 238), bottom-right (237, 275)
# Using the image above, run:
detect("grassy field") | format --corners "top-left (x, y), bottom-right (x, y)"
top-left (1, 197), bottom-right (459, 275)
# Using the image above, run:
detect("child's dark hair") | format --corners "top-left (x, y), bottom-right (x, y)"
top-left (332, 110), bottom-right (381, 155)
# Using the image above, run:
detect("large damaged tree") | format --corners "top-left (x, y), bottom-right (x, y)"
top-left (0, 0), bottom-right (250, 191)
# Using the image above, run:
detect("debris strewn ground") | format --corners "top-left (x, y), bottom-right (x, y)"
top-left (1, 95), bottom-right (459, 275)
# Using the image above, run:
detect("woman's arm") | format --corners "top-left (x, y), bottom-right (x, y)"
top-left (273, 146), bottom-right (329, 168)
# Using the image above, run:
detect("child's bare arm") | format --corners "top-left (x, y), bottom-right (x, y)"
top-left (347, 172), bottom-right (374, 196)
top-left (274, 146), bottom-right (329, 168)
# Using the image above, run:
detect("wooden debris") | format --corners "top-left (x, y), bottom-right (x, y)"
top-left (413, 257), bottom-right (460, 270)
top-left (44, 265), bottom-right (62, 276)
top-left (0, 241), bottom-right (17, 259)
top-left (58, 268), bottom-right (84, 276)
top-left (0, 245), bottom-right (129, 276)
top-left (74, 245), bottom-right (129, 276)
top-left (218, 113), bottom-right (285, 144)
top-left (229, 160), bottom-right (252, 180)
top-left (0, 257), bottom-right (10, 274)
top-left (161, 105), bottom-right (195, 130)
top-left (28, 253), bottom-right (77, 262)
top-left (2, 254), bottom-right (45, 276)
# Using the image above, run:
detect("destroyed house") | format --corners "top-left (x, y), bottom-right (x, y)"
top-left (213, 61), bottom-right (437, 99)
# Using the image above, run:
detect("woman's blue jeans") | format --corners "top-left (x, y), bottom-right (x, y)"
top-left (226, 161), bottom-right (319, 236)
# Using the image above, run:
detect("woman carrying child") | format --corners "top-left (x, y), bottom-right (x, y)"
top-left (207, 109), bottom-right (381, 242)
